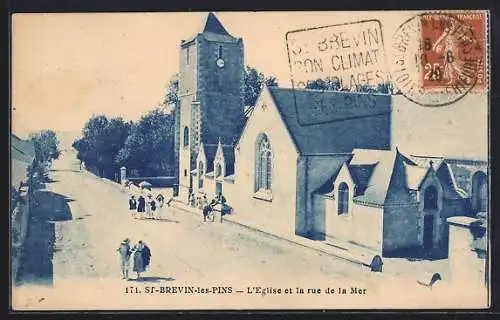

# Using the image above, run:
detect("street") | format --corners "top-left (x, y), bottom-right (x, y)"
top-left (12, 150), bottom-right (481, 310)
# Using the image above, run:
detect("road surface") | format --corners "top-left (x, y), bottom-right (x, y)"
top-left (13, 150), bottom-right (482, 310)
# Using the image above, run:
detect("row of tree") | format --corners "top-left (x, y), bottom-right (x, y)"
top-left (304, 77), bottom-right (395, 94)
top-left (72, 109), bottom-right (175, 179)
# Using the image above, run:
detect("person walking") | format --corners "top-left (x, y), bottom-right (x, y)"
top-left (145, 194), bottom-right (154, 219)
top-left (129, 195), bottom-right (137, 218)
top-left (137, 195), bottom-right (145, 219)
top-left (132, 240), bottom-right (148, 280)
top-left (142, 242), bottom-right (152, 270)
top-left (150, 196), bottom-right (157, 219)
top-left (155, 194), bottom-right (165, 220)
top-left (116, 238), bottom-right (132, 279)
top-left (189, 193), bottom-right (196, 207)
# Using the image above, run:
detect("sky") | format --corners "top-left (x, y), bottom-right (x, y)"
top-left (11, 11), bottom-right (418, 133)
top-left (11, 11), bottom-right (489, 159)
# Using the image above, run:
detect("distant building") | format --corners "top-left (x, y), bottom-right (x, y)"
top-left (11, 133), bottom-right (36, 284)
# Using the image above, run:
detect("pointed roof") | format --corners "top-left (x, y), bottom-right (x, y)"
top-left (203, 12), bottom-right (230, 35)
top-left (183, 12), bottom-right (239, 45)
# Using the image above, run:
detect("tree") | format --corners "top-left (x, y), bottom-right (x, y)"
top-left (29, 129), bottom-right (61, 164)
top-left (163, 74), bottom-right (179, 106)
top-left (305, 77), bottom-right (343, 91)
top-left (243, 66), bottom-right (278, 108)
top-left (305, 78), bottom-right (394, 94)
top-left (73, 115), bottom-right (131, 178)
top-left (115, 108), bottom-right (175, 177)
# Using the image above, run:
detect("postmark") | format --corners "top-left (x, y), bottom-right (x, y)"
top-left (390, 11), bottom-right (488, 107)
top-left (285, 20), bottom-right (390, 125)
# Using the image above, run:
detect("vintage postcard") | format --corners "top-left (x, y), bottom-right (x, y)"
top-left (10, 11), bottom-right (490, 310)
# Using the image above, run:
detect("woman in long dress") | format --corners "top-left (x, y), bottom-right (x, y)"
top-left (155, 194), bottom-right (165, 220)
top-left (132, 241), bottom-right (146, 279)
top-left (145, 194), bottom-right (153, 219)
top-left (137, 195), bottom-right (145, 219)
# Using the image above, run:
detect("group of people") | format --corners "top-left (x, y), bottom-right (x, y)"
top-left (128, 193), bottom-right (168, 220)
top-left (193, 192), bottom-right (232, 222)
top-left (116, 238), bottom-right (152, 280)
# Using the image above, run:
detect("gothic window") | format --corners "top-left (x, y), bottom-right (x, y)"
top-left (337, 182), bottom-right (349, 215)
top-left (183, 126), bottom-right (189, 147)
top-left (216, 163), bottom-right (222, 178)
top-left (198, 161), bottom-right (204, 189)
top-left (186, 46), bottom-right (190, 65)
top-left (184, 169), bottom-right (187, 177)
top-left (255, 134), bottom-right (272, 192)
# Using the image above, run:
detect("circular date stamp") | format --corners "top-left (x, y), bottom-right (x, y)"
top-left (390, 11), bottom-right (487, 107)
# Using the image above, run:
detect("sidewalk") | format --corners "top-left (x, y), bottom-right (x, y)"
top-left (170, 200), bottom-right (378, 268)
top-left (169, 199), bottom-right (452, 286)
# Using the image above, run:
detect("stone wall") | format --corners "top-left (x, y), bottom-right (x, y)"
top-left (382, 203), bottom-right (420, 255)
top-left (447, 216), bottom-right (488, 292)
top-left (197, 36), bottom-right (244, 145)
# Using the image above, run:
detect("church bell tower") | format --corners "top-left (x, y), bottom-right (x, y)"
top-left (177, 12), bottom-right (245, 202)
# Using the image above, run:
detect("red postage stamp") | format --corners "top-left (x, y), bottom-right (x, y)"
top-left (419, 12), bottom-right (487, 91)
top-left (391, 10), bottom-right (488, 106)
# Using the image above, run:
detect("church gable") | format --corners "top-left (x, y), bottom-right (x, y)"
top-left (236, 86), bottom-right (299, 156)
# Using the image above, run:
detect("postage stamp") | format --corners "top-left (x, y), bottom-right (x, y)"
top-left (10, 11), bottom-right (490, 311)
top-left (390, 11), bottom-right (488, 106)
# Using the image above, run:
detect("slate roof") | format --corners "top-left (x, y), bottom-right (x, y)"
top-left (267, 87), bottom-right (391, 155)
top-left (202, 143), bottom-right (235, 177)
top-left (221, 145), bottom-right (235, 176)
top-left (184, 12), bottom-right (239, 45)
top-left (314, 155), bottom-right (353, 195)
top-left (202, 144), bottom-right (219, 173)
top-left (348, 164), bottom-right (377, 196)
top-left (350, 149), bottom-right (398, 206)
top-left (202, 12), bottom-right (231, 36)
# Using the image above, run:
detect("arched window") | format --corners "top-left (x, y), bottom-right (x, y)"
top-left (216, 163), bottom-right (222, 178)
top-left (199, 161), bottom-right (204, 175)
top-left (255, 134), bottom-right (272, 191)
top-left (337, 182), bottom-right (349, 215)
top-left (183, 126), bottom-right (189, 147)
top-left (424, 186), bottom-right (438, 210)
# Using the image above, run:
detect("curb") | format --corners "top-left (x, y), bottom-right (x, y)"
top-left (170, 200), bottom-right (372, 269)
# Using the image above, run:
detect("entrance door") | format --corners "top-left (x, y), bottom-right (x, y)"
top-left (216, 182), bottom-right (222, 196)
top-left (423, 214), bottom-right (434, 250)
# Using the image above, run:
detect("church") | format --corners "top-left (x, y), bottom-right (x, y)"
top-left (174, 13), bottom-right (488, 258)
